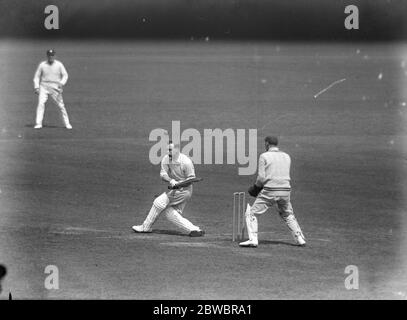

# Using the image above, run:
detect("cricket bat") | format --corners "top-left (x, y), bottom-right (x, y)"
top-left (168, 177), bottom-right (203, 189)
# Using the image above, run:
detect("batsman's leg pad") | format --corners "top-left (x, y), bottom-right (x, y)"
top-left (143, 193), bottom-right (169, 230)
top-left (280, 213), bottom-right (306, 243)
top-left (164, 207), bottom-right (199, 233)
top-left (277, 197), bottom-right (305, 243)
top-left (153, 193), bottom-right (169, 210)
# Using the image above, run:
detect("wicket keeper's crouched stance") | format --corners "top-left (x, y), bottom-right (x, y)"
top-left (132, 142), bottom-right (205, 237)
top-left (240, 136), bottom-right (306, 248)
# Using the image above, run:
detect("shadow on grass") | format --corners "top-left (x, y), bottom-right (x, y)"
top-left (25, 123), bottom-right (61, 129)
top-left (260, 240), bottom-right (303, 247)
top-left (152, 229), bottom-right (189, 237)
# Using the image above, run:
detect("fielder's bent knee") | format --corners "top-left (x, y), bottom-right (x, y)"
top-left (153, 193), bottom-right (169, 210)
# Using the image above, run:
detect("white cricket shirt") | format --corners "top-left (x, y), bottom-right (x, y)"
top-left (33, 60), bottom-right (68, 89)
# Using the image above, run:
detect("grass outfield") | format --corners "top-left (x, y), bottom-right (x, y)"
top-left (0, 40), bottom-right (406, 299)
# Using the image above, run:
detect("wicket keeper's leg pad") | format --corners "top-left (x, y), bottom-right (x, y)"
top-left (248, 184), bottom-right (263, 197)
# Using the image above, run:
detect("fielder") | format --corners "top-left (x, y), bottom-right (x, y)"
top-left (33, 49), bottom-right (72, 129)
top-left (240, 136), bottom-right (306, 248)
top-left (132, 142), bottom-right (205, 237)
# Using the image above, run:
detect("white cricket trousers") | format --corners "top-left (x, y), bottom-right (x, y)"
top-left (35, 85), bottom-right (71, 127)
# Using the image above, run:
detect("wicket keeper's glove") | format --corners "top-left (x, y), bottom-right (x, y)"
top-left (248, 184), bottom-right (262, 197)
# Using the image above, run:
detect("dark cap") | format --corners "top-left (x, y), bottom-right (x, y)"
top-left (46, 49), bottom-right (56, 56)
top-left (265, 136), bottom-right (278, 146)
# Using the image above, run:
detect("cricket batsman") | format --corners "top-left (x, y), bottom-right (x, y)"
top-left (33, 49), bottom-right (72, 129)
top-left (132, 141), bottom-right (205, 237)
top-left (240, 136), bottom-right (306, 248)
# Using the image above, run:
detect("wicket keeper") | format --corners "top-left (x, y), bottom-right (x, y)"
top-left (132, 142), bottom-right (205, 236)
top-left (240, 136), bottom-right (306, 247)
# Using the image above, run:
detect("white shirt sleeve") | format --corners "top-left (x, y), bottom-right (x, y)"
top-left (160, 156), bottom-right (171, 181)
top-left (33, 63), bottom-right (42, 89)
top-left (59, 62), bottom-right (68, 86)
top-left (183, 157), bottom-right (196, 179)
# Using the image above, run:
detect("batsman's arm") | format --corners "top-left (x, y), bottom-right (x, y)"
top-left (160, 157), bottom-right (178, 188)
top-left (173, 157), bottom-right (196, 187)
top-left (160, 162), bottom-right (172, 183)
top-left (184, 157), bottom-right (196, 179)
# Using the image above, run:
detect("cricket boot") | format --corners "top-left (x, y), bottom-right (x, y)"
top-left (132, 225), bottom-right (152, 233)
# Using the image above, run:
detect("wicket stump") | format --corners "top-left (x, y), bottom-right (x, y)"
top-left (233, 192), bottom-right (246, 241)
